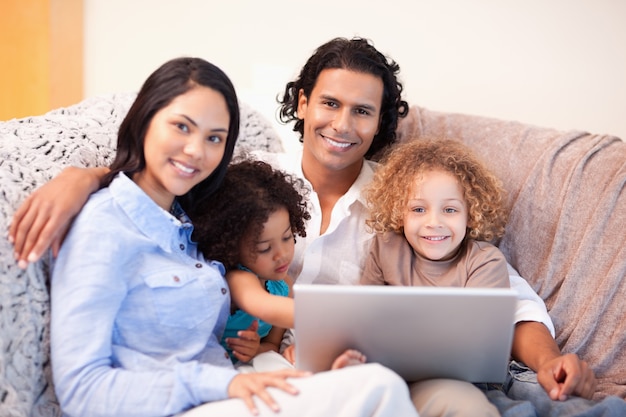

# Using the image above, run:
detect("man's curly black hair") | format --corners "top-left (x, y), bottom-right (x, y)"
top-left (189, 158), bottom-right (310, 271)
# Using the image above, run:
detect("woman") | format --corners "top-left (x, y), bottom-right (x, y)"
top-left (48, 56), bottom-right (417, 417)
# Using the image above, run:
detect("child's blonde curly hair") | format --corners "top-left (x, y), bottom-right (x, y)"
top-left (365, 138), bottom-right (508, 243)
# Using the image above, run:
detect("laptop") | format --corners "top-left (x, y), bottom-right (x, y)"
top-left (293, 284), bottom-right (517, 383)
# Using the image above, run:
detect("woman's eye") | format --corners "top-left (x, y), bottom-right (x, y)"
top-left (207, 135), bottom-right (222, 144)
top-left (176, 123), bottom-right (189, 133)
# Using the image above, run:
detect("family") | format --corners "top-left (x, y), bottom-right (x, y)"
top-left (8, 37), bottom-right (622, 417)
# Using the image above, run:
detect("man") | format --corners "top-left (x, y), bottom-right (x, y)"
top-left (257, 37), bottom-right (599, 417)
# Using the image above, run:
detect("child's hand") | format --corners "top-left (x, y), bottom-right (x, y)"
top-left (226, 320), bottom-right (261, 363)
top-left (228, 369), bottom-right (311, 415)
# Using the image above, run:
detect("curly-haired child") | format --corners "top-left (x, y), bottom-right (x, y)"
top-left (361, 138), bottom-right (510, 416)
top-left (362, 138), bottom-right (509, 287)
top-left (191, 158), bottom-right (364, 371)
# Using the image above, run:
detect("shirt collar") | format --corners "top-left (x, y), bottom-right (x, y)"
top-left (109, 173), bottom-right (194, 253)
top-left (293, 149), bottom-right (377, 209)
top-left (350, 159), bottom-right (377, 207)
top-left (253, 149), bottom-right (376, 214)
top-left (333, 159), bottom-right (377, 218)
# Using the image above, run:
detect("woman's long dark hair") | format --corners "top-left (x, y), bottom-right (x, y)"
top-left (103, 57), bottom-right (240, 212)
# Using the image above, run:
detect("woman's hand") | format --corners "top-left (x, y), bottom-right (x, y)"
top-left (9, 166), bottom-right (107, 268)
top-left (226, 321), bottom-right (261, 363)
top-left (228, 368), bottom-right (311, 415)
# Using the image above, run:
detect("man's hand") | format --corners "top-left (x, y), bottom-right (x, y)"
top-left (9, 166), bottom-right (107, 268)
top-left (225, 320), bottom-right (260, 363)
top-left (536, 353), bottom-right (596, 400)
top-left (512, 321), bottom-right (597, 400)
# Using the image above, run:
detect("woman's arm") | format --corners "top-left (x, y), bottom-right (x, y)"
top-left (227, 270), bottom-right (295, 329)
top-left (9, 166), bottom-right (108, 268)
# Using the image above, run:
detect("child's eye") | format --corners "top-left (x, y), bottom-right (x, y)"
top-left (282, 233), bottom-right (294, 242)
top-left (412, 207), bottom-right (425, 213)
top-left (444, 207), bottom-right (458, 213)
top-left (257, 245), bottom-right (271, 254)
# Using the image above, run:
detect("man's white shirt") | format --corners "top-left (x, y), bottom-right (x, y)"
top-left (252, 149), bottom-right (554, 335)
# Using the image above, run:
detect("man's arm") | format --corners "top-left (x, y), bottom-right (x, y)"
top-left (512, 321), bottom-right (596, 400)
top-left (507, 265), bottom-right (555, 335)
top-left (507, 264), bottom-right (596, 400)
top-left (9, 166), bottom-right (108, 268)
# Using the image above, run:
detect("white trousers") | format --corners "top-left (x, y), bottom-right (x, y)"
top-left (240, 352), bottom-right (498, 417)
top-left (180, 363), bottom-right (419, 417)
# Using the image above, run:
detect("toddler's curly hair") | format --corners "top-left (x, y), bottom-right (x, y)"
top-left (189, 157), bottom-right (310, 270)
top-left (365, 138), bottom-right (508, 242)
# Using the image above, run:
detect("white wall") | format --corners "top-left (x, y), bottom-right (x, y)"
top-left (84, 0), bottom-right (626, 152)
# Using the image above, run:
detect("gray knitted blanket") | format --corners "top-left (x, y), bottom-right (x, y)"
top-left (0, 93), bottom-right (283, 417)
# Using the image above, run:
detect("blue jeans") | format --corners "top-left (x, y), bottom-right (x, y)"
top-left (484, 361), bottom-right (626, 417)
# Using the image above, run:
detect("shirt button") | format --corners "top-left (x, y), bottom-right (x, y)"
top-left (195, 263), bottom-right (202, 268)
top-left (179, 244), bottom-right (185, 250)
top-left (221, 288), bottom-right (227, 295)
top-left (173, 276), bottom-right (180, 283)
top-left (224, 352), bottom-right (230, 359)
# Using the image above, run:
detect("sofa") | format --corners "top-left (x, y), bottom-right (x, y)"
top-left (1, 93), bottom-right (624, 416)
